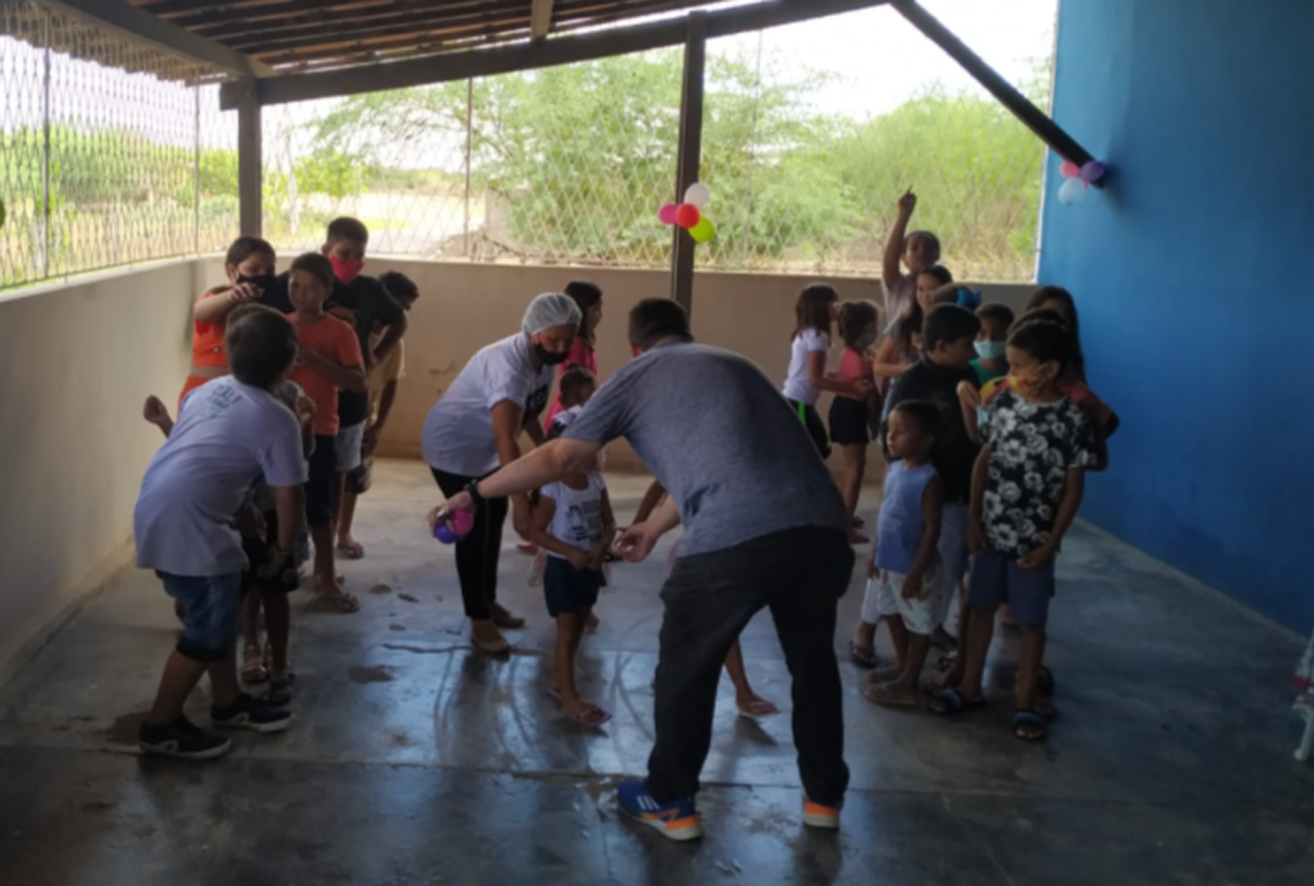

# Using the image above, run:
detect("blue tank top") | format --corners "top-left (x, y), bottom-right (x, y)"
top-left (875, 461), bottom-right (938, 575)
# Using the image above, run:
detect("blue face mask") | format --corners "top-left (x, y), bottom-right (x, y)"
top-left (975, 340), bottom-right (1007, 360)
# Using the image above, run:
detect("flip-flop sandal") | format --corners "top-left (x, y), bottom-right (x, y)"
top-left (316, 590), bottom-right (361, 613)
top-left (737, 699), bottom-right (780, 720)
top-left (471, 633), bottom-right (511, 655)
top-left (567, 705), bottom-right (612, 727)
top-left (335, 540), bottom-right (365, 560)
top-left (490, 606), bottom-right (526, 630)
top-left (1013, 708), bottom-right (1048, 741)
top-left (241, 647), bottom-right (269, 684)
top-left (930, 687), bottom-right (987, 716)
top-left (849, 641), bottom-right (878, 669)
top-left (864, 683), bottom-right (920, 709)
top-left (867, 664), bottom-right (903, 684)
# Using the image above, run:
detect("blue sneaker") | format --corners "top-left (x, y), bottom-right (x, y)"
top-left (617, 781), bottom-right (703, 841)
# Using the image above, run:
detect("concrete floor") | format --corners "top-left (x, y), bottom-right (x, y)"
top-left (0, 460), bottom-right (1311, 885)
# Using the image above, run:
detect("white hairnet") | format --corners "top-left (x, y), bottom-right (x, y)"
top-left (522, 292), bottom-right (582, 336)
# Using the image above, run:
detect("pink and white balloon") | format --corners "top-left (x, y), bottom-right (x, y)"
top-left (657, 181), bottom-right (718, 243)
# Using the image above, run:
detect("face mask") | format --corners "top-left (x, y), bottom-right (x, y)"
top-left (329, 256), bottom-right (363, 284)
top-left (534, 343), bottom-right (570, 366)
top-left (975, 340), bottom-right (1006, 360)
top-left (237, 273), bottom-right (277, 294)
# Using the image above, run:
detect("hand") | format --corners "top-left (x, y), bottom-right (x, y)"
top-left (851, 377), bottom-right (874, 397)
top-left (612, 522), bottom-right (659, 563)
top-left (230, 282), bottom-right (260, 303)
top-left (428, 491), bottom-right (475, 532)
top-left (1017, 543), bottom-right (1056, 570)
top-left (565, 547), bottom-right (592, 570)
top-left (295, 394), bottom-right (317, 426)
top-left (256, 544), bottom-right (284, 580)
top-left (511, 496), bottom-right (533, 541)
top-left (362, 424), bottom-right (380, 458)
top-left (902, 571), bottom-right (924, 601)
top-left (957, 381), bottom-right (982, 409)
top-left (968, 519), bottom-right (987, 554)
top-left (897, 187), bottom-right (917, 217)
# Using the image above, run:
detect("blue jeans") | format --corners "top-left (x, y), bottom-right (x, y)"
top-left (158, 572), bottom-right (242, 662)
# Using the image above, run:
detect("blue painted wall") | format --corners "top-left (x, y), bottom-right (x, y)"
top-left (1040, 0), bottom-right (1314, 630)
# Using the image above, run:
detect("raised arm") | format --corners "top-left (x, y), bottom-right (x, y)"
top-left (883, 188), bottom-right (917, 288)
top-left (193, 283), bottom-right (258, 323)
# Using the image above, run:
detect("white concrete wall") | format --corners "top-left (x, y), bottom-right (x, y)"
top-left (0, 260), bottom-right (196, 681)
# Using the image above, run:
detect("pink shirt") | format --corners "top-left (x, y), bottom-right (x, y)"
top-left (545, 337), bottom-right (598, 426)
top-left (835, 347), bottom-right (873, 401)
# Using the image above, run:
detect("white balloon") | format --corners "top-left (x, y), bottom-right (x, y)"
top-left (1058, 177), bottom-right (1086, 205)
top-left (683, 181), bottom-right (711, 208)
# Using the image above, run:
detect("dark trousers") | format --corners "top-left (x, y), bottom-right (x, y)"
top-left (648, 526), bottom-right (854, 807)
top-left (431, 467), bottom-right (510, 621)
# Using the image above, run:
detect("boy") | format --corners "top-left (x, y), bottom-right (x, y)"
top-left (881, 187), bottom-right (942, 321)
top-left (285, 253), bottom-right (367, 611)
top-left (933, 319), bottom-right (1097, 741)
top-left (262, 218), bottom-right (408, 561)
top-left (337, 270), bottom-right (419, 555)
top-left (134, 306), bottom-right (305, 759)
top-left (532, 367), bottom-right (618, 726)
top-left (883, 304), bottom-right (981, 653)
top-left (970, 303), bottom-right (1014, 385)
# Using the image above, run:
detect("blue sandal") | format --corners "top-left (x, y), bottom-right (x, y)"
top-left (1013, 708), bottom-right (1048, 741)
top-left (930, 687), bottom-right (986, 716)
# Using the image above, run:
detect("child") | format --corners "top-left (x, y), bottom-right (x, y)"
top-left (336, 270), bottom-right (420, 556)
top-left (881, 187), bottom-right (941, 321)
top-left (142, 236), bottom-right (277, 428)
top-left (881, 305), bottom-right (981, 654)
top-left (285, 253), bottom-right (367, 612)
top-left (933, 318), bottom-right (1098, 741)
top-left (861, 400), bottom-right (945, 708)
top-left (872, 265), bottom-right (954, 384)
top-left (532, 368), bottom-right (618, 726)
top-left (829, 300), bottom-right (880, 524)
top-left (970, 303), bottom-right (1013, 386)
top-left (133, 306), bottom-right (304, 758)
top-left (545, 280), bottom-right (604, 427)
top-left (782, 283), bottom-right (872, 459)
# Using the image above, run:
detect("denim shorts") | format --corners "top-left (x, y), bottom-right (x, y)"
top-left (158, 571), bottom-right (242, 661)
top-left (543, 557), bottom-right (603, 617)
top-left (966, 549), bottom-right (1056, 627)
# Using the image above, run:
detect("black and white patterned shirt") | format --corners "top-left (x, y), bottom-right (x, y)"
top-left (981, 388), bottom-right (1098, 557)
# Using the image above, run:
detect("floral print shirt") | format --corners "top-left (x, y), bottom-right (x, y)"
top-left (981, 388), bottom-right (1098, 557)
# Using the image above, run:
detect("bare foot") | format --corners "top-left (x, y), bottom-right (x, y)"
top-left (561, 695), bottom-right (611, 726)
top-left (314, 577), bottom-right (360, 613)
top-left (735, 693), bottom-right (779, 719)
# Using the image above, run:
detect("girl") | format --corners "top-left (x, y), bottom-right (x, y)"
top-left (829, 301), bottom-right (880, 523)
top-left (872, 265), bottom-right (954, 385)
top-left (782, 283), bottom-right (871, 459)
top-left (881, 187), bottom-right (941, 321)
top-left (286, 253), bottom-right (367, 613)
top-left (142, 236), bottom-right (277, 432)
top-left (544, 280), bottom-right (603, 427)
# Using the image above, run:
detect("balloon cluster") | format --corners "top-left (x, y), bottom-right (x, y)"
top-left (1057, 159), bottom-right (1106, 205)
top-left (658, 182), bottom-right (717, 242)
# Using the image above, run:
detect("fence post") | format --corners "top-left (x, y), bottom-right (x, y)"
top-left (236, 80), bottom-right (262, 236)
top-left (463, 77), bottom-right (473, 259)
top-left (193, 85), bottom-right (201, 253)
top-left (669, 12), bottom-right (707, 317)
top-left (39, 11), bottom-right (51, 278)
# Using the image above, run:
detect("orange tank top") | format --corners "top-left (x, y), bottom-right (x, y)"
top-left (191, 289), bottom-right (229, 368)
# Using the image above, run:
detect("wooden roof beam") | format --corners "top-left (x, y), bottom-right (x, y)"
top-left (45, 0), bottom-right (274, 78)
top-left (221, 0), bottom-right (888, 108)
top-left (531, 0), bottom-right (556, 40)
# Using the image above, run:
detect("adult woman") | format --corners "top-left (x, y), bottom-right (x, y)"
top-left (422, 293), bottom-right (582, 653)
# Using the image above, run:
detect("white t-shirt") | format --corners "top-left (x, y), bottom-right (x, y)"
top-left (781, 328), bottom-right (830, 405)
top-left (422, 332), bottom-right (555, 477)
top-left (134, 377), bottom-right (307, 577)
top-left (540, 473), bottom-right (607, 559)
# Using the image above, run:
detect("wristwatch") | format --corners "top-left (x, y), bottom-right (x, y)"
top-left (464, 479), bottom-right (485, 512)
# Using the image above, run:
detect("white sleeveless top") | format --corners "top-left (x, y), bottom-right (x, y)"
top-left (540, 473), bottom-right (607, 558)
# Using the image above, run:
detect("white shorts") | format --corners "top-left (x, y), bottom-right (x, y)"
top-left (336, 421), bottom-right (365, 472)
top-left (870, 566), bottom-right (946, 636)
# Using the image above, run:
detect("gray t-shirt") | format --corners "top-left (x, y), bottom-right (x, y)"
top-left (562, 341), bottom-right (849, 556)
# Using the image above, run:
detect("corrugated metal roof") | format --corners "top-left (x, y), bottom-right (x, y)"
top-left (126, 0), bottom-right (727, 75)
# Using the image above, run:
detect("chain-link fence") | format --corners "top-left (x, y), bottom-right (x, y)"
top-left (261, 4), bottom-right (1053, 280)
top-left (2, 1), bottom-right (1053, 289)
top-left (0, 0), bottom-right (234, 290)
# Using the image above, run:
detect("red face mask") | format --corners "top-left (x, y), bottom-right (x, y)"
top-left (330, 256), bottom-right (363, 284)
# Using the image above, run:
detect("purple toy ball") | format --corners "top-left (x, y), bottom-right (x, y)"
top-left (433, 508), bottom-right (475, 544)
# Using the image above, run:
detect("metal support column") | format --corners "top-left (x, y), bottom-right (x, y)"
top-left (236, 80), bottom-right (262, 236)
top-left (669, 12), bottom-right (707, 316)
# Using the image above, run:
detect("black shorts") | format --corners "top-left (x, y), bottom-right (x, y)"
top-left (787, 400), bottom-right (831, 460)
top-left (544, 557), bottom-right (604, 617)
top-left (240, 510), bottom-right (300, 595)
top-left (306, 434), bottom-right (338, 527)
top-left (828, 396), bottom-right (871, 446)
